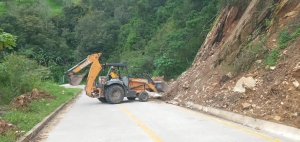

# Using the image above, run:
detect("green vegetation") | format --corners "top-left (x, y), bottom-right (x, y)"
top-left (0, 82), bottom-right (80, 141)
top-left (0, 1), bottom-right (222, 138)
top-left (0, 0), bottom-right (221, 81)
top-left (0, 29), bottom-right (16, 50)
top-left (291, 27), bottom-right (300, 40)
top-left (278, 29), bottom-right (290, 49)
top-left (229, 38), bottom-right (268, 74)
top-left (0, 54), bottom-right (50, 105)
top-left (265, 49), bottom-right (279, 66)
top-left (0, 1), bottom-right (218, 139)
top-left (0, 0), bottom-right (81, 14)
top-left (264, 26), bottom-right (300, 67)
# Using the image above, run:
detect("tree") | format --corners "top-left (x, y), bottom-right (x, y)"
top-left (74, 10), bottom-right (120, 61)
top-left (0, 0), bottom-right (13, 7)
top-left (0, 29), bottom-right (17, 50)
top-left (0, 13), bottom-right (18, 34)
top-left (61, 3), bottom-right (89, 32)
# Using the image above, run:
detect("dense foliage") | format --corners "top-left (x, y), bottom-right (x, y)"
top-left (0, 54), bottom-right (50, 104)
top-left (0, 0), bottom-right (222, 81)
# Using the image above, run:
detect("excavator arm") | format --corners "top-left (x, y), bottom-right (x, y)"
top-left (65, 53), bottom-right (102, 97)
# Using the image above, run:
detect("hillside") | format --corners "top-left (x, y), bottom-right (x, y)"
top-left (164, 0), bottom-right (300, 129)
top-left (0, 0), bottom-right (80, 14)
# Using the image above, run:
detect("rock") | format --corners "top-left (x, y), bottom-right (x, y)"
top-left (182, 83), bottom-right (189, 89)
top-left (293, 62), bottom-right (300, 72)
top-left (256, 60), bottom-right (262, 64)
top-left (265, 65), bottom-right (269, 70)
top-left (273, 116), bottom-right (281, 121)
top-left (169, 100), bottom-right (179, 105)
top-left (293, 112), bottom-right (299, 117)
top-left (270, 66), bottom-right (276, 70)
top-left (251, 104), bottom-right (256, 108)
top-left (293, 80), bottom-right (299, 88)
top-left (212, 83), bottom-right (218, 86)
top-left (282, 81), bottom-right (289, 85)
top-left (226, 72), bottom-right (233, 78)
top-left (242, 103), bottom-right (251, 110)
top-left (233, 77), bottom-right (256, 93)
top-left (284, 11), bottom-right (297, 18)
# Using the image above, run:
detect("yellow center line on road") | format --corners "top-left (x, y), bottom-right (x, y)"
top-left (170, 104), bottom-right (281, 142)
top-left (118, 104), bottom-right (163, 142)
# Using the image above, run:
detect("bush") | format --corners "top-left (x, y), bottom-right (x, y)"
top-left (265, 49), bottom-right (279, 66)
top-left (291, 27), bottom-right (300, 40)
top-left (0, 54), bottom-right (50, 105)
top-left (278, 29), bottom-right (290, 49)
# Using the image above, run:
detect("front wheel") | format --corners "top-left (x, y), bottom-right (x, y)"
top-left (105, 85), bottom-right (124, 104)
top-left (138, 91), bottom-right (149, 102)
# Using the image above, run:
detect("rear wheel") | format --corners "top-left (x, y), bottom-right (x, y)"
top-left (105, 85), bottom-right (124, 104)
top-left (138, 91), bottom-right (149, 102)
top-left (127, 97), bottom-right (136, 100)
top-left (98, 98), bottom-right (107, 103)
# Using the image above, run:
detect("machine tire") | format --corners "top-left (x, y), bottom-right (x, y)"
top-left (98, 97), bottom-right (107, 103)
top-left (138, 91), bottom-right (149, 102)
top-left (127, 97), bottom-right (136, 100)
top-left (105, 85), bottom-right (124, 104)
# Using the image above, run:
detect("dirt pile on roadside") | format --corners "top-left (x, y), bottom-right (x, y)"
top-left (11, 88), bottom-right (55, 109)
top-left (0, 118), bottom-right (18, 135)
top-left (164, 0), bottom-right (300, 128)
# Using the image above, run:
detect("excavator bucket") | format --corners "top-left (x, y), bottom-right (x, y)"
top-left (67, 73), bottom-right (86, 86)
top-left (154, 81), bottom-right (168, 92)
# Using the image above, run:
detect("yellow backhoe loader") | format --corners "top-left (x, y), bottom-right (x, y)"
top-left (65, 52), bottom-right (167, 104)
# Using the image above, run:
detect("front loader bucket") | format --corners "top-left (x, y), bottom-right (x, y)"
top-left (154, 81), bottom-right (168, 92)
top-left (67, 73), bottom-right (86, 86)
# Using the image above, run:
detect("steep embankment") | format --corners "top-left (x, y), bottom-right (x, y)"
top-left (165, 0), bottom-right (300, 129)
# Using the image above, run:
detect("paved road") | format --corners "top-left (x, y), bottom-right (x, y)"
top-left (33, 90), bottom-right (295, 142)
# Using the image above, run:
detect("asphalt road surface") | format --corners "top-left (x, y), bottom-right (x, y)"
top-left (32, 90), bottom-right (296, 142)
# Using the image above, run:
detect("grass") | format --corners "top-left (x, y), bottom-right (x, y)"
top-left (265, 48), bottom-right (279, 66)
top-left (278, 29), bottom-right (290, 49)
top-left (0, 82), bottom-right (81, 141)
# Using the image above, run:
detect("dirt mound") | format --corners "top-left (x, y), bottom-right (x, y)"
top-left (11, 88), bottom-right (55, 109)
top-left (164, 0), bottom-right (300, 129)
top-left (0, 118), bottom-right (18, 135)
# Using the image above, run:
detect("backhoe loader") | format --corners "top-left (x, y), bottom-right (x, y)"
top-left (64, 53), bottom-right (166, 104)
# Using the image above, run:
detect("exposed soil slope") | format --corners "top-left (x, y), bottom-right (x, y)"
top-left (164, 0), bottom-right (300, 128)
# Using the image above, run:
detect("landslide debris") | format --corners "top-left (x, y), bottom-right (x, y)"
top-left (0, 118), bottom-right (19, 135)
top-left (10, 88), bottom-right (56, 109)
top-left (164, 0), bottom-right (300, 128)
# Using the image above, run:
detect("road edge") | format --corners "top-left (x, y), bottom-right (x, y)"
top-left (182, 101), bottom-right (300, 141)
top-left (16, 89), bottom-right (83, 142)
